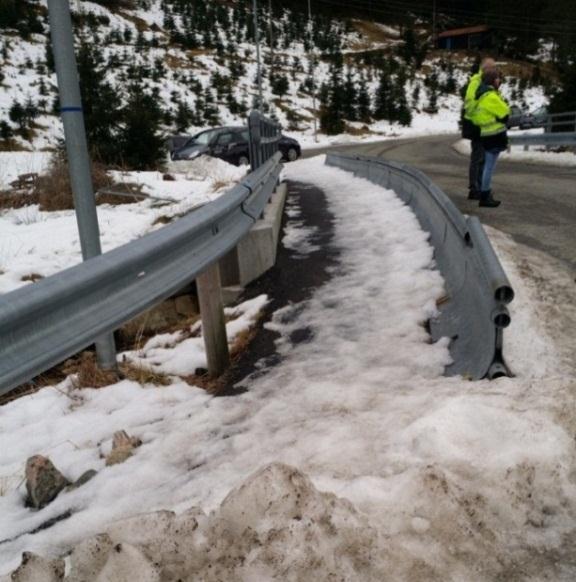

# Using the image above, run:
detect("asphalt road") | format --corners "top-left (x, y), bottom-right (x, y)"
top-left (303, 135), bottom-right (576, 272)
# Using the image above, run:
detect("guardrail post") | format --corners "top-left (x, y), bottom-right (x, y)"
top-left (47, 0), bottom-right (117, 372)
top-left (197, 264), bottom-right (230, 377)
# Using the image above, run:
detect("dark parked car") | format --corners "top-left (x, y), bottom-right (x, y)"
top-left (170, 126), bottom-right (301, 165)
top-left (508, 105), bottom-right (525, 129)
top-left (518, 106), bottom-right (548, 130)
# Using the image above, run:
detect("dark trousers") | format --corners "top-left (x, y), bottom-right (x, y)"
top-left (469, 137), bottom-right (485, 194)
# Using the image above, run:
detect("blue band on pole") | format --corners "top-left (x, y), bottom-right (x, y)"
top-left (60, 106), bottom-right (83, 113)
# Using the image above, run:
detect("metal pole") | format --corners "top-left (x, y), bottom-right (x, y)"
top-left (47, 0), bottom-right (117, 371)
top-left (432, 0), bottom-right (437, 47)
top-left (268, 0), bottom-right (274, 56)
top-left (253, 0), bottom-right (263, 111)
top-left (308, 0), bottom-right (318, 142)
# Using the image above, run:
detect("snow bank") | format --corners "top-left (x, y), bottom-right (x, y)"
top-left (1, 157), bottom-right (576, 578)
top-left (1, 464), bottom-right (411, 581)
top-left (454, 138), bottom-right (576, 166)
top-left (166, 155), bottom-right (247, 184)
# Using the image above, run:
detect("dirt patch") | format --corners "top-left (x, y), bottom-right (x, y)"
top-left (117, 10), bottom-right (150, 32)
top-left (166, 53), bottom-right (195, 70)
top-left (345, 123), bottom-right (377, 136)
top-left (21, 273), bottom-right (44, 283)
top-left (349, 20), bottom-right (398, 51)
top-left (0, 140), bottom-right (29, 152)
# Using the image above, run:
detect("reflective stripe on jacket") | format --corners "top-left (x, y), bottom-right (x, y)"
top-left (463, 72), bottom-right (482, 120)
top-left (470, 88), bottom-right (510, 137)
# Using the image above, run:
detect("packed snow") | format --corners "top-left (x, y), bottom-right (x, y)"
top-left (1, 156), bottom-right (576, 579)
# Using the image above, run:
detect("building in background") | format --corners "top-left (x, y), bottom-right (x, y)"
top-left (437, 25), bottom-right (492, 50)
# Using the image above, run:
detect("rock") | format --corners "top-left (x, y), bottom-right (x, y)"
top-left (174, 294), bottom-right (199, 317)
top-left (9, 552), bottom-right (65, 581)
top-left (105, 431), bottom-right (142, 467)
top-left (66, 469), bottom-right (98, 492)
top-left (25, 456), bottom-right (70, 510)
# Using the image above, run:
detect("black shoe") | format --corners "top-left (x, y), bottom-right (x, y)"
top-left (479, 190), bottom-right (501, 208)
top-left (467, 190), bottom-right (481, 200)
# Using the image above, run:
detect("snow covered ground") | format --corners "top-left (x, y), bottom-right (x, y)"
top-left (0, 152), bottom-right (52, 190)
top-left (1, 156), bottom-right (576, 579)
top-left (0, 155), bottom-right (246, 294)
top-left (454, 137), bottom-right (576, 166)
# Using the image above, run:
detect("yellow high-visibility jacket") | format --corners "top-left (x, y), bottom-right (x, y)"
top-left (463, 72), bottom-right (482, 120)
top-left (470, 87), bottom-right (510, 137)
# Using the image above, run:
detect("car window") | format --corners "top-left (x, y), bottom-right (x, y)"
top-left (216, 132), bottom-right (234, 145)
top-left (240, 130), bottom-right (249, 142)
top-left (193, 130), bottom-right (219, 145)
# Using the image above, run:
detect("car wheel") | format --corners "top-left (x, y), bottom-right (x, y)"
top-left (286, 147), bottom-right (299, 162)
top-left (238, 155), bottom-right (250, 166)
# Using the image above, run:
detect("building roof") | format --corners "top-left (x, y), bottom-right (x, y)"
top-left (437, 25), bottom-right (490, 39)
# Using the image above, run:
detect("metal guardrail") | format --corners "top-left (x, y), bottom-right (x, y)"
top-left (326, 153), bottom-right (514, 381)
top-left (544, 111), bottom-right (576, 133)
top-left (509, 132), bottom-right (576, 148)
top-left (248, 110), bottom-right (281, 172)
top-left (0, 153), bottom-right (282, 395)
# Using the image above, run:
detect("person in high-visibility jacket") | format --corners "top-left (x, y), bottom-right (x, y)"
top-left (470, 69), bottom-right (510, 208)
top-left (461, 58), bottom-right (496, 201)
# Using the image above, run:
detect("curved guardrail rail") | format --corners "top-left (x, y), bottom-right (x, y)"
top-left (508, 131), bottom-right (576, 148)
top-left (326, 152), bottom-right (514, 380)
top-left (0, 153), bottom-right (282, 395)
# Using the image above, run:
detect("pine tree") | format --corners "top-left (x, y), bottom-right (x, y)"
top-left (374, 71), bottom-right (392, 121)
top-left (175, 100), bottom-right (194, 133)
top-left (76, 42), bottom-right (120, 162)
top-left (549, 51), bottom-right (576, 120)
top-left (319, 64), bottom-right (345, 135)
top-left (270, 72), bottom-right (290, 98)
top-left (357, 76), bottom-right (372, 123)
top-left (425, 70), bottom-right (440, 114)
top-left (117, 85), bottom-right (165, 170)
top-left (342, 70), bottom-right (358, 121)
top-left (0, 120), bottom-right (13, 141)
top-left (203, 88), bottom-right (220, 125)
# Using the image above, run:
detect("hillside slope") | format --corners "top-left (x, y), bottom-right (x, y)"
top-left (0, 0), bottom-right (550, 157)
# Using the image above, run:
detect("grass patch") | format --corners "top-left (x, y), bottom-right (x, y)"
top-left (120, 361), bottom-right (172, 386)
top-left (0, 155), bottom-right (143, 211)
top-left (212, 179), bottom-right (231, 192)
top-left (0, 188), bottom-right (38, 210)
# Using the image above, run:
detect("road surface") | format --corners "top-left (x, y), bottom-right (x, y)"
top-left (303, 135), bottom-right (576, 273)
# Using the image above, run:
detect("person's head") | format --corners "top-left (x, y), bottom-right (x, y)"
top-left (483, 69), bottom-right (501, 89)
top-left (480, 58), bottom-right (496, 74)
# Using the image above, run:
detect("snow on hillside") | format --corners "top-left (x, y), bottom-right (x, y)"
top-left (0, 0), bottom-right (548, 153)
top-left (1, 156), bottom-right (575, 579)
